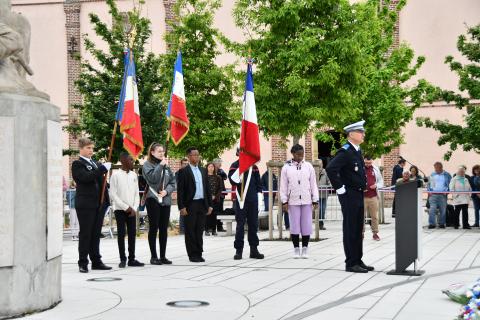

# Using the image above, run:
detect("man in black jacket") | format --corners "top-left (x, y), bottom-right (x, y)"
top-left (326, 120), bottom-right (373, 273)
top-left (71, 137), bottom-right (112, 273)
top-left (229, 149), bottom-right (264, 260)
top-left (391, 159), bottom-right (406, 217)
top-left (176, 147), bottom-right (213, 262)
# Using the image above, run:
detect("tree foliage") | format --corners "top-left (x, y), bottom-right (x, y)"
top-left (233, 0), bottom-right (436, 158)
top-left (65, 0), bottom-right (166, 161)
top-left (416, 24), bottom-right (480, 160)
top-left (158, 0), bottom-right (240, 161)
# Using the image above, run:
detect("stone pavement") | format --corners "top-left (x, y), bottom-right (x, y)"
top-left (23, 214), bottom-right (478, 320)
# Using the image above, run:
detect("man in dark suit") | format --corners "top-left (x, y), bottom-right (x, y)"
top-left (326, 120), bottom-right (373, 273)
top-left (71, 137), bottom-right (112, 273)
top-left (176, 147), bottom-right (213, 262)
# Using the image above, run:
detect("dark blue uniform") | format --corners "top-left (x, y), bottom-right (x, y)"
top-left (326, 142), bottom-right (367, 268)
top-left (228, 161), bottom-right (262, 250)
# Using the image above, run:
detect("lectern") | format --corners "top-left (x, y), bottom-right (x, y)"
top-left (387, 180), bottom-right (425, 276)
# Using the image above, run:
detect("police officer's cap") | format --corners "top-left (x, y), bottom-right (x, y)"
top-left (343, 120), bottom-right (365, 133)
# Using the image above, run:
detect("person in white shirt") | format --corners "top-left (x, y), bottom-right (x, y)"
top-left (109, 152), bottom-right (144, 268)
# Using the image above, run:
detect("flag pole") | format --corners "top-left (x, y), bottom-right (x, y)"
top-left (240, 48), bottom-right (253, 204)
top-left (100, 118), bottom-right (118, 205)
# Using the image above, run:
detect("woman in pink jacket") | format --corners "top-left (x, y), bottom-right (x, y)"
top-left (280, 144), bottom-right (319, 258)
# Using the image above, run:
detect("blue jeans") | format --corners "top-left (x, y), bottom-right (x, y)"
top-left (319, 198), bottom-right (327, 220)
top-left (472, 196), bottom-right (480, 226)
top-left (428, 194), bottom-right (447, 226)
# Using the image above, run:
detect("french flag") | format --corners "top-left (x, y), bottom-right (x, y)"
top-left (239, 61), bottom-right (261, 175)
top-left (166, 51), bottom-right (189, 145)
top-left (117, 49), bottom-right (144, 160)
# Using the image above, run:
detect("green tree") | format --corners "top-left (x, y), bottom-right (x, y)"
top-left (233, 0), bottom-right (435, 158)
top-left (65, 0), bottom-right (166, 161)
top-left (416, 25), bottom-right (480, 160)
top-left (158, 0), bottom-right (240, 161)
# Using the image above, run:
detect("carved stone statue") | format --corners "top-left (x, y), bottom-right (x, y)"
top-left (0, 0), bottom-right (49, 100)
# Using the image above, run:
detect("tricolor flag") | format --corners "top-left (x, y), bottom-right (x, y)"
top-left (166, 51), bottom-right (189, 145)
top-left (239, 61), bottom-right (261, 174)
top-left (117, 49), bottom-right (144, 160)
top-left (232, 61), bottom-right (261, 208)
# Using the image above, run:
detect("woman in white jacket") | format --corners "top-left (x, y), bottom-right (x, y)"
top-left (280, 144), bottom-right (319, 258)
top-left (449, 165), bottom-right (472, 229)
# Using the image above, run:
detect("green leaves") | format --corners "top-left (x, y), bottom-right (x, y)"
top-left (234, 0), bottom-right (431, 158)
top-left (417, 24), bottom-right (480, 160)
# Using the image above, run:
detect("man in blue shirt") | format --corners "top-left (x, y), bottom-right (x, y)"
top-left (427, 162), bottom-right (452, 229)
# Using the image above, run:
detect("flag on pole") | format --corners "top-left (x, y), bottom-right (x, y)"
top-left (239, 61), bottom-right (261, 175)
top-left (166, 51), bottom-right (189, 145)
top-left (117, 49), bottom-right (144, 160)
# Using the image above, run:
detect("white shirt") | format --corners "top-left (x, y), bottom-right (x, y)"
top-left (348, 140), bottom-right (360, 151)
top-left (80, 155), bottom-right (97, 168)
top-left (109, 169), bottom-right (140, 211)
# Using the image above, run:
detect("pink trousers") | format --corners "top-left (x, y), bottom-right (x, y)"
top-left (288, 204), bottom-right (313, 236)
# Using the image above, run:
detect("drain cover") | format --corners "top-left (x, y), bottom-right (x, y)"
top-left (87, 277), bottom-right (122, 282)
top-left (166, 300), bottom-right (209, 308)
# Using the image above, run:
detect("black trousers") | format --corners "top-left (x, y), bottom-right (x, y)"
top-left (76, 206), bottom-right (105, 266)
top-left (338, 189), bottom-right (364, 268)
top-left (146, 198), bottom-right (171, 259)
top-left (114, 210), bottom-right (136, 261)
top-left (454, 204), bottom-right (469, 228)
top-left (184, 200), bottom-right (207, 258)
top-left (234, 200), bottom-right (259, 250)
top-left (206, 202), bottom-right (221, 232)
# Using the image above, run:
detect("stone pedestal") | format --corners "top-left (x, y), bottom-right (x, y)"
top-left (0, 93), bottom-right (62, 319)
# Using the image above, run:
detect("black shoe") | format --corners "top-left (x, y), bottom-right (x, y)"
top-left (346, 265), bottom-right (368, 273)
top-left (250, 247), bottom-right (264, 259)
top-left (99, 233), bottom-right (106, 238)
top-left (128, 259), bottom-right (145, 267)
top-left (150, 258), bottom-right (162, 265)
top-left (359, 261), bottom-right (374, 271)
top-left (464, 226), bottom-right (472, 230)
top-left (205, 231), bottom-right (211, 236)
top-left (439, 224), bottom-right (446, 229)
top-left (79, 265), bottom-right (89, 273)
top-left (217, 227), bottom-right (225, 232)
top-left (454, 226), bottom-right (459, 229)
top-left (160, 258), bottom-right (172, 265)
top-left (119, 261), bottom-right (126, 268)
top-left (91, 263), bottom-right (112, 270)
top-left (234, 250), bottom-right (243, 260)
top-left (428, 225), bottom-right (436, 229)
top-left (212, 231), bottom-right (217, 236)
top-left (189, 256), bottom-right (204, 263)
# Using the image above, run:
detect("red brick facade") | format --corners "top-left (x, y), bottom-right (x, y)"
top-left (64, 1), bottom-right (82, 179)
top-left (304, 131), bottom-right (313, 161)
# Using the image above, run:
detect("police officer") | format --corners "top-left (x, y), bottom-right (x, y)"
top-left (326, 120), bottom-right (374, 273)
top-left (228, 148), bottom-right (264, 260)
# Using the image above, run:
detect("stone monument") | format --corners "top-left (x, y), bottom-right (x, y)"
top-left (0, 0), bottom-right (62, 318)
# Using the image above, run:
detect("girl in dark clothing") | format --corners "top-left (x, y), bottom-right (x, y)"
top-left (205, 163), bottom-right (223, 236)
top-left (142, 142), bottom-right (176, 265)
